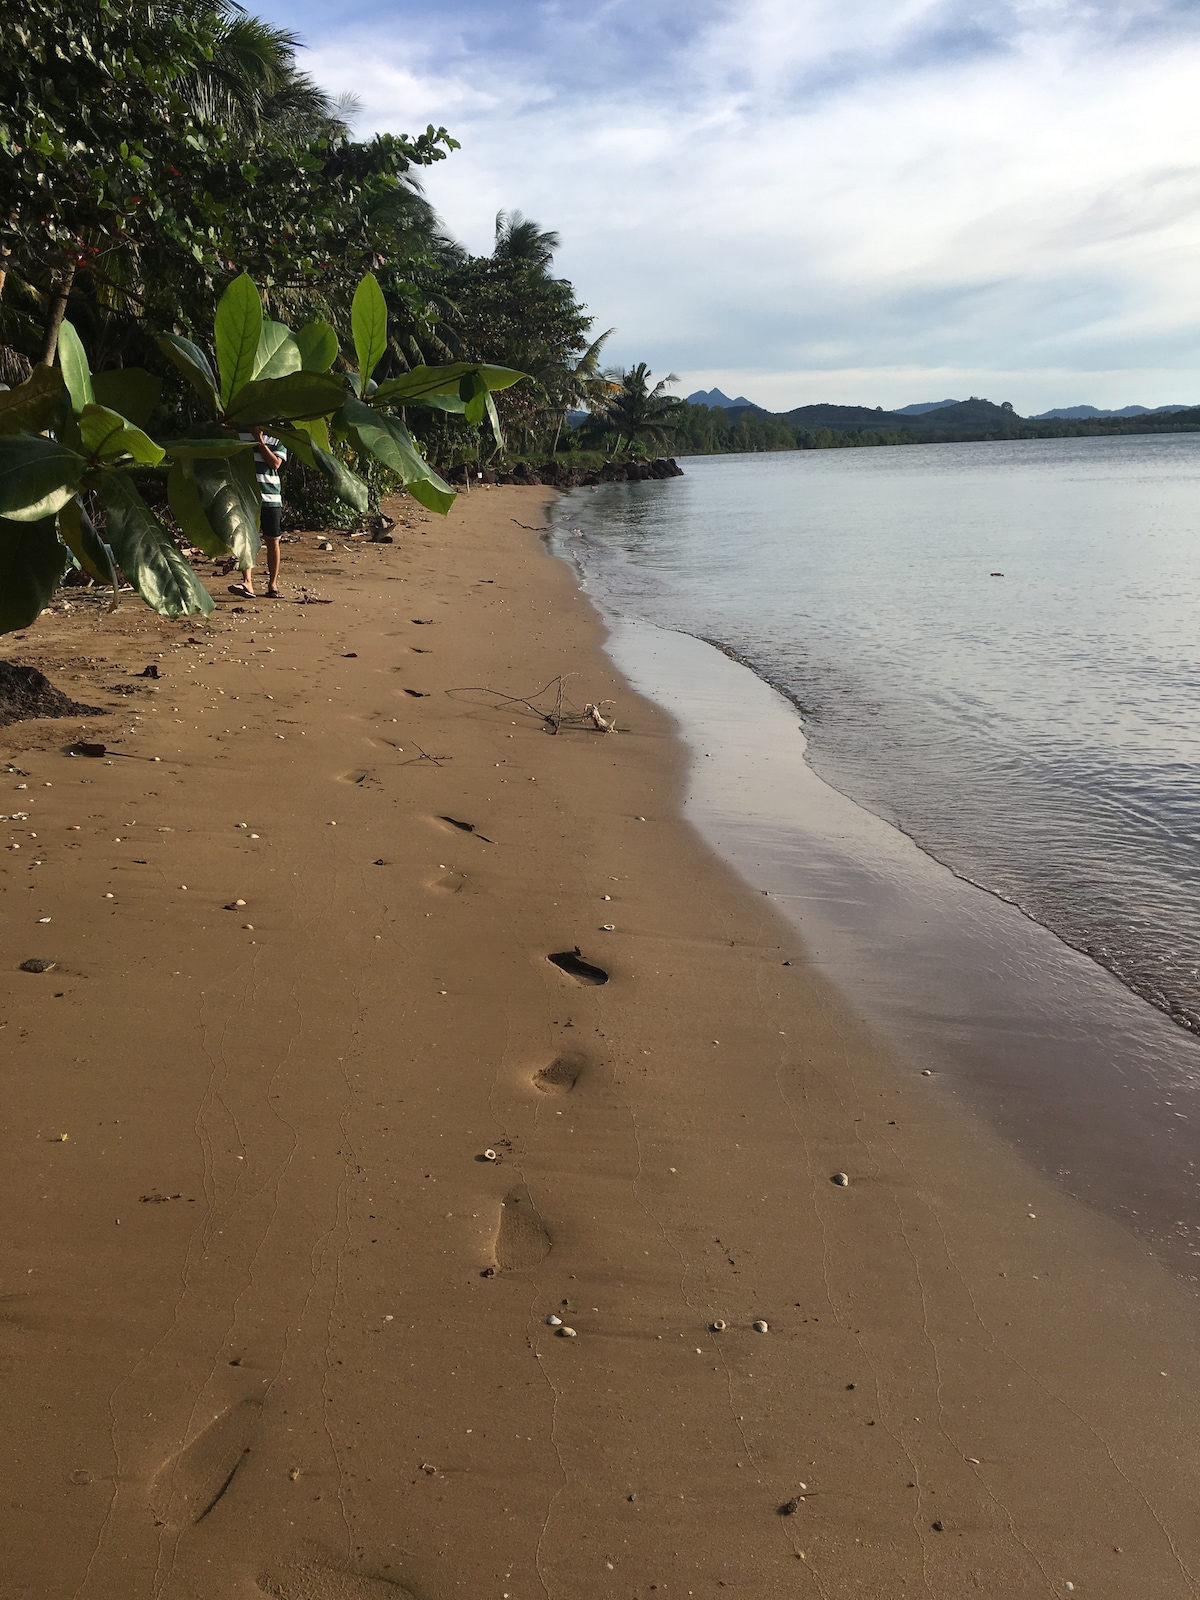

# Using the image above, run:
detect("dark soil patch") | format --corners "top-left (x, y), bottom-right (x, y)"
top-left (0, 661), bottom-right (105, 728)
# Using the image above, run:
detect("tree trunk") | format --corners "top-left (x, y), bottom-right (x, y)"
top-left (39, 262), bottom-right (76, 367)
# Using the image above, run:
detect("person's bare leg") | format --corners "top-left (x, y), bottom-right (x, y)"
top-left (229, 566), bottom-right (255, 597)
top-left (265, 537), bottom-right (282, 597)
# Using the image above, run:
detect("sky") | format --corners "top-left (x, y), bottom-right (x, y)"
top-left (251, 0), bottom-right (1200, 413)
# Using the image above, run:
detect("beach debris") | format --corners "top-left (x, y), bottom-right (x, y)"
top-left (447, 674), bottom-right (617, 735)
top-left (778, 1498), bottom-right (801, 1517)
top-left (548, 948), bottom-right (609, 986)
top-left (70, 741), bottom-right (107, 758)
top-left (37, 917), bottom-right (51, 923)
top-left (139, 664), bottom-right (161, 678)
top-left (288, 1467), bottom-right (300, 1482)
top-left (600, 923), bottom-right (616, 932)
top-left (635, 815), bottom-right (646, 822)
top-left (990, 572), bottom-right (1004, 577)
top-left (557, 1326), bottom-right (577, 1338)
top-left (753, 1320), bottom-right (769, 1334)
top-left (602, 894), bottom-right (611, 901)
top-left (412, 618), bottom-right (433, 624)
top-left (404, 688), bottom-right (428, 698)
top-left (480, 1267), bottom-right (496, 1278)
top-left (225, 899), bottom-right (247, 910)
top-left (931, 1521), bottom-right (945, 1532)
top-left (546, 1315), bottom-right (563, 1327)
top-left (921, 1068), bottom-right (933, 1075)
top-left (318, 540), bottom-right (333, 551)
top-left (482, 1149), bottom-right (498, 1162)
top-left (420, 1462), bottom-right (437, 1475)
top-left (831, 1172), bottom-right (850, 1186)
top-left (710, 1319), bottom-right (727, 1333)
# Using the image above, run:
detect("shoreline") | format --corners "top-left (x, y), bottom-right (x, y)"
top-left (5, 487), bottom-right (1200, 1596)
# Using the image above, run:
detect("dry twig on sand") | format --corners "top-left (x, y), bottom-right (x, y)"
top-left (447, 675), bottom-right (617, 735)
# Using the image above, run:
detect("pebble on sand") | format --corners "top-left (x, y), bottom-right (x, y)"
top-left (20, 959), bottom-right (56, 973)
top-left (546, 1315), bottom-right (563, 1326)
top-left (753, 1320), bottom-right (769, 1333)
top-left (831, 1172), bottom-right (850, 1186)
top-left (557, 1326), bottom-right (577, 1338)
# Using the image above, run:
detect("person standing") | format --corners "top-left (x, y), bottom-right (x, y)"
top-left (229, 428), bottom-right (288, 599)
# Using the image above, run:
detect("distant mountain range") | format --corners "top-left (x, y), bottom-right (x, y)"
top-left (685, 392), bottom-right (1192, 421)
top-left (1031, 404), bottom-right (1189, 420)
top-left (686, 388), bottom-right (762, 410)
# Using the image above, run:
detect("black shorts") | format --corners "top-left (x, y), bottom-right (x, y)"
top-left (261, 504), bottom-right (282, 540)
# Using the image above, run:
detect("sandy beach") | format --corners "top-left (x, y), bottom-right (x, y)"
top-left (6, 484), bottom-right (1200, 1600)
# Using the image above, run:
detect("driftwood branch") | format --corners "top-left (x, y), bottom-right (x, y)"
top-left (446, 674), bottom-right (618, 735)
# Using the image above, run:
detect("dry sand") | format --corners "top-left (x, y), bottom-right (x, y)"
top-left (4, 486), bottom-right (1200, 1599)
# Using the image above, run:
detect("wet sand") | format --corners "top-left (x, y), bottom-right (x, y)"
top-left (4, 486), bottom-right (1200, 1599)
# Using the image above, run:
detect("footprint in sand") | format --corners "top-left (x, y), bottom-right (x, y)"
top-left (150, 1397), bottom-right (261, 1528)
top-left (547, 948), bottom-right (608, 986)
top-left (257, 1564), bottom-right (414, 1599)
top-left (427, 871), bottom-right (467, 895)
top-left (534, 1053), bottom-right (586, 1094)
top-left (493, 1185), bottom-right (551, 1271)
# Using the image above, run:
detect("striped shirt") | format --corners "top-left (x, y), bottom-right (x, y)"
top-left (239, 432), bottom-right (287, 507)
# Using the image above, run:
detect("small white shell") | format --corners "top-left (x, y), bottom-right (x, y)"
top-left (558, 1325), bottom-right (577, 1338)
top-left (483, 1149), bottom-right (497, 1161)
top-left (546, 1314), bottom-right (563, 1327)
top-left (710, 1319), bottom-right (727, 1333)
top-left (752, 1319), bottom-right (769, 1333)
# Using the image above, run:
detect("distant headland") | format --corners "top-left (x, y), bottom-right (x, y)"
top-left (669, 393), bottom-right (1200, 455)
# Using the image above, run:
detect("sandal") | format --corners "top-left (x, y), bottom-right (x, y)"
top-left (228, 583), bottom-right (255, 598)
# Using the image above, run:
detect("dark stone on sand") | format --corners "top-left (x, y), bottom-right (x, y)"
top-left (0, 662), bottom-right (104, 729)
top-left (20, 959), bottom-right (56, 973)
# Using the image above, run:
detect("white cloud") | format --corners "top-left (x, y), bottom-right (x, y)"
top-left (296, 1), bottom-right (1200, 410)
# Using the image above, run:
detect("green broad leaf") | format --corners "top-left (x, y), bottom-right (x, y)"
top-left (92, 368), bottom-right (162, 430)
top-left (214, 273), bottom-right (263, 408)
top-left (58, 496), bottom-right (119, 603)
top-left (295, 320), bottom-right (339, 373)
top-left (310, 441), bottom-right (370, 514)
top-left (372, 363), bottom-right (527, 406)
top-left (57, 320), bottom-right (95, 413)
top-left (0, 515), bottom-right (69, 632)
top-left (351, 273), bottom-right (388, 397)
top-left (0, 365), bottom-right (66, 436)
top-left (192, 455), bottom-right (262, 571)
top-left (0, 435), bottom-right (87, 521)
top-left (223, 371), bottom-right (347, 428)
top-left (161, 437), bottom-right (255, 460)
top-left (290, 415), bottom-right (332, 454)
top-left (168, 460), bottom-right (225, 558)
top-left (80, 404), bottom-right (165, 466)
top-left (341, 397), bottom-right (455, 515)
top-left (157, 335), bottom-right (220, 416)
top-left (406, 391), bottom-right (467, 415)
top-left (458, 371), bottom-right (489, 426)
top-left (254, 319), bottom-right (302, 382)
top-left (97, 473), bottom-right (214, 620)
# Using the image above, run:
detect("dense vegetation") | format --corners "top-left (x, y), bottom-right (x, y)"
top-left (665, 396), bottom-right (1200, 456)
top-left (0, 0), bottom-right (623, 506)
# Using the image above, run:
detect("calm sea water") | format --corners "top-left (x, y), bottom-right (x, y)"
top-left (551, 434), bottom-right (1200, 1033)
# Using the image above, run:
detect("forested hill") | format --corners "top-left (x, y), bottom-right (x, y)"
top-left (670, 396), bottom-right (1200, 456)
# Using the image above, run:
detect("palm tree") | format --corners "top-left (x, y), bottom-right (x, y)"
top-left (492, 211), bottom-right (561, 271)
top-left (597, 363), bottom-right (685, 456)
top-left (543, 328), bottom-right (615, 453)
